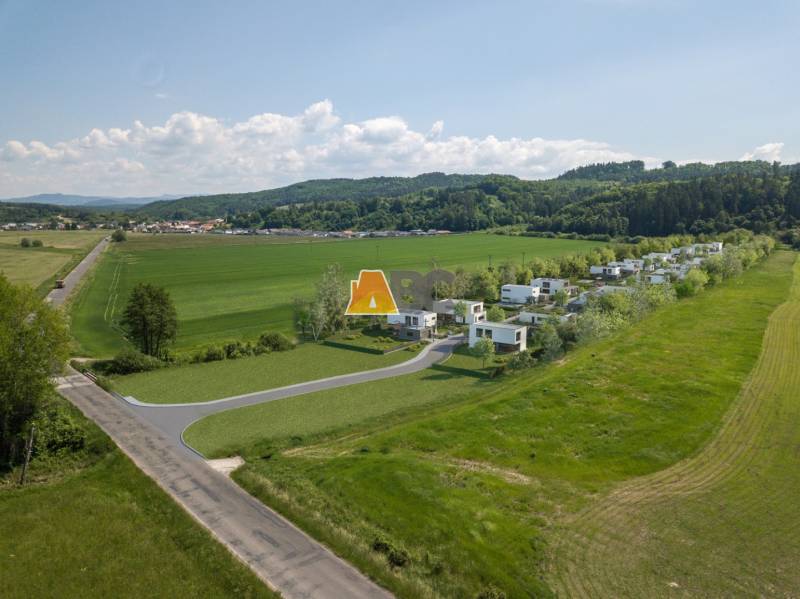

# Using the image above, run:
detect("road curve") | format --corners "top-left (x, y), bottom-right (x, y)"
top-left (46, 236), bottom-right (109, 307)
top-left (56, 372), bottom-right (392, 599)
top-left (125, 335), bottom-right (464, 453)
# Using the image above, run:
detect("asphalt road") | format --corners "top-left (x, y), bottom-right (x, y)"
top-left (56, 372), bottom-right (392, 599)
top-left (46, 236), bottom-right (109, 307)
top-left (48, 234), bottom-right (460, 597)
top-left (125, 334), bottom-right (465, 454)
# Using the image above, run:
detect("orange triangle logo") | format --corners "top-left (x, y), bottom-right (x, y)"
top-left (345, 270), bottom-right (399, 315)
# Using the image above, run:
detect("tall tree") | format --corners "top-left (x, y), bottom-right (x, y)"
top-left (316, 264), bottom-right (349, 334)
top-left (121, 283), bottom-right (178, 358)
top-left (0, 275), bottom-right (68, 465)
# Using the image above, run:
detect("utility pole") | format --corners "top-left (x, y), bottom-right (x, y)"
top-left (18, 425), bottom-right (36, 485)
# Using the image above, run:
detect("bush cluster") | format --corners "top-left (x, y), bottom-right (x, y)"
top-left (190, 331), bottom-right (294, 364)
top-left (371, 536), bottom-right (410, 569)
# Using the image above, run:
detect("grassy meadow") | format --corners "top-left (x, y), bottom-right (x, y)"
top-left (0, 398), bottom-right (275, 599)
top-left (194, 251), bottom-right (796, 598)
top-left (68, 232), bottom-right (601, 357)
top-left (113, 341), bottom-right (415, 404)
top-left (0, 230), bottom-right (106, 295)
top-left (184, 345), bottom-right (496, 457)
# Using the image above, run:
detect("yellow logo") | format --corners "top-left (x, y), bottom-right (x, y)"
top-left (345, 270), bottom-right (399, 315)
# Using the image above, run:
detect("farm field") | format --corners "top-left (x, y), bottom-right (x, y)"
top-left (69, 232), bottom-right (602, 357)
top-left (184, 345), bottom-right (496, 458)
top-left (0, 230), bottom-right (106, 294)
top-left (213, 251), bottom-right (796, 598)
top-left (0, 399), bottom-right (274, 599)
top-left (113, 341), bottom-right (413, 404)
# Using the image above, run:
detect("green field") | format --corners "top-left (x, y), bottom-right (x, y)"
top-left (69, 232), bottom-right (601, 357)
top-left (0, 230), bottom-right (106, 294)
top-left (551, 254), bottom-right (800, 597)
top-left (113, 342), bottom-right (414, 404)
top-left (0, 399), bottom-right (274, 599)
top-left (199, 251), bottom-right (796, 598)
top-left (184, 345), bottom-right (496, 457)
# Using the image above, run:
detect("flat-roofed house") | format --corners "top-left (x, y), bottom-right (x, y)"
top-left (387, 309), bottom-right (437, 340)
top-left (469, 321), bottom-right (527, 352)
top-left (432, 298), bottom-right (486, 324)
top-left (500, 284), bottom-right (540, 305)
top-left (589, 264), bottom-right (622, 279)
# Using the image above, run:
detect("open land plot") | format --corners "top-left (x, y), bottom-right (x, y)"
top-left (0, 398), bottom-right (274, 599)
top-left (69, 232), bottom-right (602, 357)
top-left (0, 230), bottom-right (106, 294)
top-left (113, 341), bottom-right (414, 404)
top-left (183, 345), bottom-right (496, 458)
top-left (215, 251), bottom-right (796, 598)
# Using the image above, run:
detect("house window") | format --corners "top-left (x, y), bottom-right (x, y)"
top-left (485, 329), bottom-right (493, 339)
top-left (516, 331), bottom-right (521, 341)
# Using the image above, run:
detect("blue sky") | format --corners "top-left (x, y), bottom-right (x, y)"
top-left (1, 0), bottom-right (798, 196)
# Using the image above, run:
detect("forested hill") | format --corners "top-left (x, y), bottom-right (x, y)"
top-left (136, 172), bottom-right (489, 219)
top-left (557, 159), bottom-right (800, 183)
top-left (239, 165), bottom-right (800, 237)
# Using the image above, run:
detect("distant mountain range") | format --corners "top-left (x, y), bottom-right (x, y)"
top-left (0, 193), bottom-right (189, 208)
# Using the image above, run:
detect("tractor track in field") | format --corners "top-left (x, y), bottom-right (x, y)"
top-left (549, 256), bottom-right (800, 598)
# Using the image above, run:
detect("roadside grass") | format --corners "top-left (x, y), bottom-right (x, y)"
top-left (0, 230), bottom-right (105, 294)
top-left (184, 345), bottom-right (496, 458)
top-left (0, 397), bottom-right (275, 599)
top-left (112, 342), bottom-right (412, 404)
top-left (68, 233), bottom-right (602, 357)
top-left (551, 253), bottom-right (800, 597)
top-left (326, 325), bottom-right (411, 352)
top-left (221, 251), bottom-right (795, 598)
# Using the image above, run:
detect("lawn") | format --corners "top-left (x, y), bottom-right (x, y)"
top-left (68, 232), bottom-right (601, 357)
top-left (0, 230), bottom-right (106, 294)
top-left (0, 399), bottom-right (274, 599)
top-left (183, 345), bottom-right (497, 458)
top-left (551, 253), bottom-right (800, 597)
top-left (112, 341), bottom-right (414, 404)
top-left (215, 251), bottom-right (795, 598)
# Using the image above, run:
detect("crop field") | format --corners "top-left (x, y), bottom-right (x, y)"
top-left (112, 342), bottom-right (413, 404)
top-left (184, 345), bottom-right (496, 458)
top-left (211, 251), bottom-right (796, 598)
top-left (69, 232), bottom-right (601, 357)
top-left (0, 230), bottom-right (105, 293)
top-left (0, 399), bottom-right (274, 599)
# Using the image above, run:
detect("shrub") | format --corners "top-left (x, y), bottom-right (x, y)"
top-left (477, 585), bottom-right (507, 599)
top-left (106, 348), bottom-right (164, 375)
top-left (31, 401), bottom-right (87, 457)
top-left (507, 350), bottom-right (536, 370)
top-left (203, 345), bottom-right (225, 362)
top-left (388, 547), bottom-right (410, 568)
top-left (20, 237), bottom-right (31, 247)
top-left (258, 331), bottom-right (293, 352)
top-left (31, 239), bottom-right (43, 247)
top-left (111, 228), bottom-right (127, 242)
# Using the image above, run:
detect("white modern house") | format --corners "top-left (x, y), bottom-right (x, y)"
top-left (432, 298), bottom-right (486, 324)
top-left (469, 321), bottom-right (527, 352)
top-left (671, 245), bottom-right (696, 259)
top-left (530, 277), bottom-right (571, 297)
top-left (646, 269), bottom-right (670, 284)
top-left (500, 284), bottom-right (540, 305)
top-left (518, 311), bottom-right (575, 326)
top-left (387, 309), bottom-right (437, 340)
top-left (693, 241), bottom-right (723, 255)
top-left (643, 252), bottom-right (673, 266)
top-left (589, 264), bottom-right (622, 279)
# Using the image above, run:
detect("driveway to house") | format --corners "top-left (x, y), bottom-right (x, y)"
top-left (125, 334), bottom-right (464, 455)
top-left (46, 236), bottom-right (109, 307)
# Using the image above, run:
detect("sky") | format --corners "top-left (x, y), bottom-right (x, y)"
top-left (1, 0), bottom-right (798, 197)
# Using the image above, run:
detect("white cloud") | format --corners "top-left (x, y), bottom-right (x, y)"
top-left (0, 99), bottom-right (661, 196)
top-left (741, 142), bottom-right (784, 162)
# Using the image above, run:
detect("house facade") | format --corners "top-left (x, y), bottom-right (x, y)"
top-left (432, 298), bottom-right (486, 324)
top-left (530, 277), bottom-right (570, 298)
top-left (469, 322), bottom-right (527, 352)
top-left (387, 309), bottom-right (437, 340)
top-left (500, 284), bottom-right (540, 305)
top-left (589, 265), bottom-right (622, 279)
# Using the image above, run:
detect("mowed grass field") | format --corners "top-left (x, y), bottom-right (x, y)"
top-left (69, 233), bottom-right (601, 357)
top-left (551, 253), bottom-right (800, 597)
top-left (0, 401), bottom-right (274, 599)
top-left (211, 251), bottom-right (796, 598)
top-left (184, 345), bottom-right (496, 457)
top-left (113, 342), bottom-right (415, 404)
top-left (0, 230), bottom-right (106, 295)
